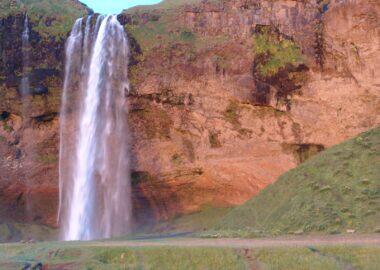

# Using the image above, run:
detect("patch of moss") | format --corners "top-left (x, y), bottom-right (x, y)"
top-left (283, 143), bottom-right (326, 164)
top-left (131, 171), bottom-right (153, 186)
top-left (223, 101), bottom-right (241, 128)
top-left (0, 0), bottom-right (21, 17)
top-left (37, 153), bottom-right (57, 165)
top-left (180, 30), bottom-right (195, 42)
top-left (209, 131), bottom-right (222, 148)
top-left (253, 28), bottom-right (305, 77)
top-left (171, 153), bottom-right (183, 165)
top-left (2, 122), bottom-right (13, 133)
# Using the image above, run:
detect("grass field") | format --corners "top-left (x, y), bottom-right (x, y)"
top-left (0, 240), bottom-right (379, 269)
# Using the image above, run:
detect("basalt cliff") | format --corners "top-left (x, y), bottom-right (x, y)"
top-left (0, 0), bottom-right (379, 229)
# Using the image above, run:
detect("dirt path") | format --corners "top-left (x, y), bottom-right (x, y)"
top-left (76, 234), bottom-right (380, 248)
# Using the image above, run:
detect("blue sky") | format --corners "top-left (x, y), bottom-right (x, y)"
top-left (80, 0), bottom-right (162, 14)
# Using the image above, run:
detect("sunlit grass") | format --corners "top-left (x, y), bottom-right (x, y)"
top-left (215, 127), bottom-right (380, 235)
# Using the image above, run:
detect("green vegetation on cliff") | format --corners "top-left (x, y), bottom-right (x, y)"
top-left (124, 0), bottom-right (227, 55)
top-left (125, 0), bottom-right (205, 13)
top-left (0, 0), bottom-right (88, 38)
top-left (253, 29), bottom-right (305, 76)
top-left (214, 127), bottom-right (380, 235)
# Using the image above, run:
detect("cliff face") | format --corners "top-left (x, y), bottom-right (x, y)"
top-left (0, 0), bottom-right (379, 227)
top-left (126, 0), bottom-right (380, 223)
top-left (0, 0), bottom-right (88, 226)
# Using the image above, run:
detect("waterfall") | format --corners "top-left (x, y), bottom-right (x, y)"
top-left (58, 15), bottom-right (132, 241)
top-left (20, 14), bottom-right (30, 98)
top-left (20, 14), bottom-right (32, 218)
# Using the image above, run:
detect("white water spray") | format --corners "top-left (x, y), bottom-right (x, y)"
top-left (20, 14), bottom-right (30, 97)
top-left (59, 15), bottom-right (132, 241)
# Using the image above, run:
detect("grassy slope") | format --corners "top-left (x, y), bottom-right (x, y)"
top-left (124, 0), bottom-right (227, 55)
top-left (0, 223), bottom-right (57, 243)
top-left (0, 0), bottom-right (88, 38)
top-left (124, 0), bottom-right (205, 13)
top-left (0, 243), bottom-right (379, 269)
top-left (215, 127), bottom-right (380, 235)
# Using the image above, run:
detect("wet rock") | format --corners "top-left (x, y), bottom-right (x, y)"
top-left (32, 85), bottom-right (48, 95)
top-left (22, 263), bottom-right (31, 270)
top-left (31, 262), bottom-right (43, 270)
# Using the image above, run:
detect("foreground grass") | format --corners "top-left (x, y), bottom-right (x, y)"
top-left (0, 241), bottom-right (379, 269)
top-left (215, 127), bottom-right (380, 236)
top-left (0, 243), bottom-right (247, 270)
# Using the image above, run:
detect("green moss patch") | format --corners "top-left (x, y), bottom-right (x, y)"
top-left (223, 101), bottom-right (241, 128)
top-left (253, 27), bottom-right (305, 77)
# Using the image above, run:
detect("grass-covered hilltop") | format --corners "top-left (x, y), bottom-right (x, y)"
top-left (0, 0), bottom-right (89, 38)
top-left (211, 127), bottom-right (380, 237)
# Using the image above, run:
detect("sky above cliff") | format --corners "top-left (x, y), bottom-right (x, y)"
top-left (80, 0), bottom-right (162, 14)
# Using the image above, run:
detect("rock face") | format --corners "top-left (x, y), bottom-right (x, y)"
top-left (127, 0), bottom-right (380, 224)
top-left (0, 13), bottom-right (63, 226)
top-left (0, 0), bottom-right (379, 228)
top-left (0, 1), bottom-right (88, 226)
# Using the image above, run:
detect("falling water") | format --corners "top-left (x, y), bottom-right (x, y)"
top-left (20, 14), bottom-right (32, 218)
top-left (20, 14), bottom-right (30, 98)
top-left (58, 15), bottom-right (132, 241)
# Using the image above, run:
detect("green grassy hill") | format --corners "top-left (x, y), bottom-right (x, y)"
top-left (124, 0), bottom-right (205, 13)
top-left (0, 0), bottom-right (89, 38)
top-left (214, 127), bottom-right (380, 236)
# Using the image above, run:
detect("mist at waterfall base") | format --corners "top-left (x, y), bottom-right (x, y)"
top-left (58, 15), bottom-right (132, 241)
